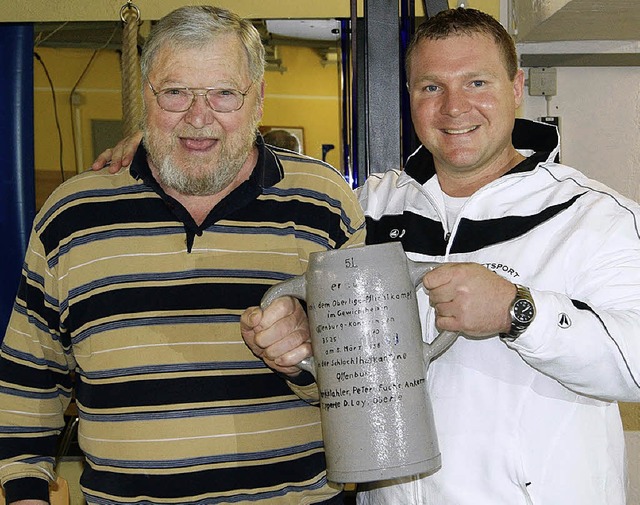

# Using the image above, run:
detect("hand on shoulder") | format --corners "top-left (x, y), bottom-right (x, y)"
top-left (90, 130), bottom-right (143, 173)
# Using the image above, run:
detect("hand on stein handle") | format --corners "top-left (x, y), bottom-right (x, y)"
top-left (423, 262), bottom-right (516, 338)
top-left (240, 296), bottom-right (312, 378)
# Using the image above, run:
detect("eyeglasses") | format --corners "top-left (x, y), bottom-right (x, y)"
top-left (147, 81), bottom-right (254, 113)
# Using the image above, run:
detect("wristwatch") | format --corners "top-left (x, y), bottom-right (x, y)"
top-left (500, 284), bottom-right (536, 342)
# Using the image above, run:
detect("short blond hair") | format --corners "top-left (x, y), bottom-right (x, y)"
top-left (406, 8), bottom-right (518, 81)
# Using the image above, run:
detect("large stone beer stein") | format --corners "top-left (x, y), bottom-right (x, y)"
top-left (260, 242), bottom-right (458, 483)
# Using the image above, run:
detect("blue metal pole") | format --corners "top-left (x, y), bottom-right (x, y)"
top-left (0, 24), bottom-right (35, 338)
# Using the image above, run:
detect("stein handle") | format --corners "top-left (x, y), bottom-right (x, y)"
top-left (260, 276), bottom-right (316, 376)
top-left (406, 259), bottom-right (459, 363)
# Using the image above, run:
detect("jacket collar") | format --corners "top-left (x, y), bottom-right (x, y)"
top-left (404, 118), bottom-right (560, 185)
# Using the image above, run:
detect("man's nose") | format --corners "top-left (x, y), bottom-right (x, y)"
top-left (440, 88), bottom-right (471, 117)
top-left (184, 93), bottom-right (215, 127)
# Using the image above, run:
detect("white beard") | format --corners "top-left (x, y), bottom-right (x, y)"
top-left (143, 107), bottom-right (260, 196)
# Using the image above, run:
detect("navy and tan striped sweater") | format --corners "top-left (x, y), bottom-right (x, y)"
top-left (0, 139), bottom-right (366, 504)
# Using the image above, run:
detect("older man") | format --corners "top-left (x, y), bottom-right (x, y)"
top-left (0, 6), bottom-right (364, 505)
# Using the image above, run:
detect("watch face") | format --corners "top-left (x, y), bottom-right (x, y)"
top-left (513, 299), bottom-right (535, 324)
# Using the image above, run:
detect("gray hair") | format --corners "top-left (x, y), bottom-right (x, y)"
top-left (140, 5), bottom-right (265, 83)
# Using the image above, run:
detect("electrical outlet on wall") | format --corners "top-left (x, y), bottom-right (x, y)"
top-left (528, 67), bottom-right (557, 96)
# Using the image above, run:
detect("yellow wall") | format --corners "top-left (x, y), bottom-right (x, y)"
top-left (262, 46), bottom-right (342, 168)
top-left (34, 48), bottom-right (122, 174)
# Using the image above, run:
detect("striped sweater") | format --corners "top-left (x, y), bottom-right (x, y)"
top-left (0, 139), bottom-right (366, 504)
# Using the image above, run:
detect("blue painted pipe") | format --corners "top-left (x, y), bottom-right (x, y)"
top-left (0, 24), bottom-right (35, 337)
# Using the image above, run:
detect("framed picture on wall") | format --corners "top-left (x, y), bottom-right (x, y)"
top-left (259, 126), bottom-right (304, 154)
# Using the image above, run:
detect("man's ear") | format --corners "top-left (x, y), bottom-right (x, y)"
top-left (513, 68), bottom-right (525, 108)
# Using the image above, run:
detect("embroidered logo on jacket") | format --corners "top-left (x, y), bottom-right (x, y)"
top-left (389, 228), bottom-right (406, 239)
top-left (558, 313), bottom-right (572, 328)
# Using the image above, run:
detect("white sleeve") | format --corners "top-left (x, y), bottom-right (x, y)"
top-left (508, 217), bottom-right (640, 402)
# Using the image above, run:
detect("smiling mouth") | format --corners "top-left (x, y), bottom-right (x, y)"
top-left (180, 137), bottom-right (218, 151)
top-left (443, 126), bottom-right (478, 135)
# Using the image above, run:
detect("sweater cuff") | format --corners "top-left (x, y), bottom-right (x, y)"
top-left (4, 476), bottom-right (50, 503)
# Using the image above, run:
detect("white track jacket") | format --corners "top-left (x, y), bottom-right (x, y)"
top-left (356, 119), bottom-right (640, 505)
